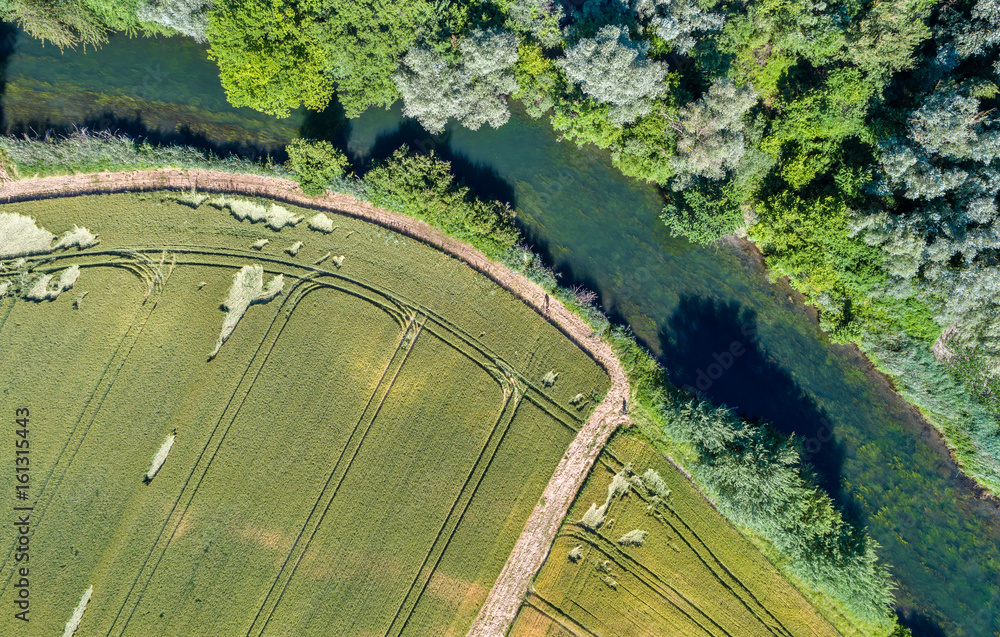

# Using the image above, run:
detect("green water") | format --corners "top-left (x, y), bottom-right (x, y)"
top-left (4, 31), bottom-right (1000, 637)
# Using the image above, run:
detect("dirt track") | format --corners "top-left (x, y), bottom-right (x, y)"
top-left (0, 169), bottom-right (631, 637)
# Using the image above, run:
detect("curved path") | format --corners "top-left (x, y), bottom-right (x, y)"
top-left (0, 169), bottom-right (631, 637)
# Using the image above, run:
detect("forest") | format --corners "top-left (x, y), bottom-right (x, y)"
top-left (5, 0), bottom-right (1000, 634)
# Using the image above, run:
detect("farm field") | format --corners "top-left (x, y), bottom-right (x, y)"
top-left (0, 192), bottom-right (608, 636)
top-left (509, 432), bottom-right (840, 637)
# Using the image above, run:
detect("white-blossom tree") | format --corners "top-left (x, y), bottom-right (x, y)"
top-left (394, 28), bottom-right (519, 134)
top-left (137, 0), bottom-right (212, 42)
top-left (559, 25), bottom-right (670, 126)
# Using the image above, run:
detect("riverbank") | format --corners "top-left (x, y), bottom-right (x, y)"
top-left (725, 230), bottom-right (1000, 508)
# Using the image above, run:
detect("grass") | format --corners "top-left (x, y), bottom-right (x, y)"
top-left (0, 192), bottom-right (609, 636)
top-left (510, 431), bottom-right (841, 637)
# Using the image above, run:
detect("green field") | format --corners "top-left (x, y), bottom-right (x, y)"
top-left (0, 193), bottom-right (609, 636)
top-left (510, 432), bottom-right (840, 637)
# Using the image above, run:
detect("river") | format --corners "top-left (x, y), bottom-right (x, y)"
top-left (4, 30), bottom-right (999, 637)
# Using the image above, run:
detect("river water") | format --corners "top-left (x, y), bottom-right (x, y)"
top-left (4, 30), bottom-right (1000, 636)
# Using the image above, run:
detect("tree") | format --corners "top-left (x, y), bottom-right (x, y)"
top-left (0, 0), bottom-right (140, 48)
top-left (284, 139), bottom-right (349, 196)
top-left (514, 43), bottom-right (560, 118)
top-left (206, 0), bottom-right (333, 117)
top-left (506, 0), bottom-right (564, 48)
top-left (137, 0), bottom-right (212, 42)
top-left (394, 28), bottom-right (519, 134)
top-left (956, 0), bottom-right (1000, 60)
top-left (633, 0), bottom-right (724, 54)
top-left (669, 79), bottom-right (757, 187)
top-left (559, 25), bottom-right (670, 126)
top-left (320, 0), bottom-right (429, 117)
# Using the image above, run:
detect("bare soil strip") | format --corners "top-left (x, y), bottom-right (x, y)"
top-left (0, 169), bottom-right (631, 637)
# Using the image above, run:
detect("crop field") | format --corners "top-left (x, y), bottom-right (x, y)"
top-left (509, 432), bottom-right (840, 637)
top-left (0, 192), bottom-right (608, 636)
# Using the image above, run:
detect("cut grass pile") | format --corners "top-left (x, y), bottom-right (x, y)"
top-left (0, 212), bottom-right (98, 258)
top-left (510, 431), bottom-right (841, 637)
top-left (62, 585), bottom-right (93, 637)
top-left (0, 192), bottom-right (610, 636)
top-left (307, 212), bottom-right (335, 233)
top-left (24, 265), bottom-right (80, 301)
top-left (144, 434), bottom-right (175, 483)
top-left (211, 264), bottom-right (284, 359)
top-left (209, 195), bottom-right (302, 230)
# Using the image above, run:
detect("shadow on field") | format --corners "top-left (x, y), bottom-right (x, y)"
top-left (657, 295), bottom-right (852, 511)
top-left (364, 117), bottom-right (517, 207)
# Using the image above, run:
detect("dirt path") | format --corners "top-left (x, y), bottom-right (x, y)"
top-left (0, 169), bottom-right (631, 637)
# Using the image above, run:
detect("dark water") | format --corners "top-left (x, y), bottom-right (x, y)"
top-left (4, 31), bottom-right (1000, 636)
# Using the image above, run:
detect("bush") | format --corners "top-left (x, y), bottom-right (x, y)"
top-left (364, 147), bottom-right (519, 259)
top-left (285, 139), bottom-right (349, 197)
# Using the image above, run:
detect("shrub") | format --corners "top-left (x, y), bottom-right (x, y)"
top-left (568, 545), bottom-right (583, 562)
top-left (364, 147), bottom-right (519, 259)
top-left (285, 241), bottom-right (303, 256)
top-left (285, 139), bottom-right (349, 197)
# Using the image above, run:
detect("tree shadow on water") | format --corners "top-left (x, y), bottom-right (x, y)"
top-left (0, 23), bottom-right (18, 127)
top-left (298, 96), bottom-right (350, 151)
top-left (658, 295), bottom-right (854, 513)
top-left (897, 609), bottom-right (948, 637)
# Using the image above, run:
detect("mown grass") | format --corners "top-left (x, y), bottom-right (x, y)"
top-left (0, 193), bottom-right (609, 636)
top-left (510, 431), bottom-right (841, 637)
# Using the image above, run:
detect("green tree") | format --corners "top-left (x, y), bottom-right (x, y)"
top-left (320, 0), bottom-right (430, 117)
top-left (207, 0), bottom-right (333, 117)
top-left (0, 0), bottom-right (142, 49)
